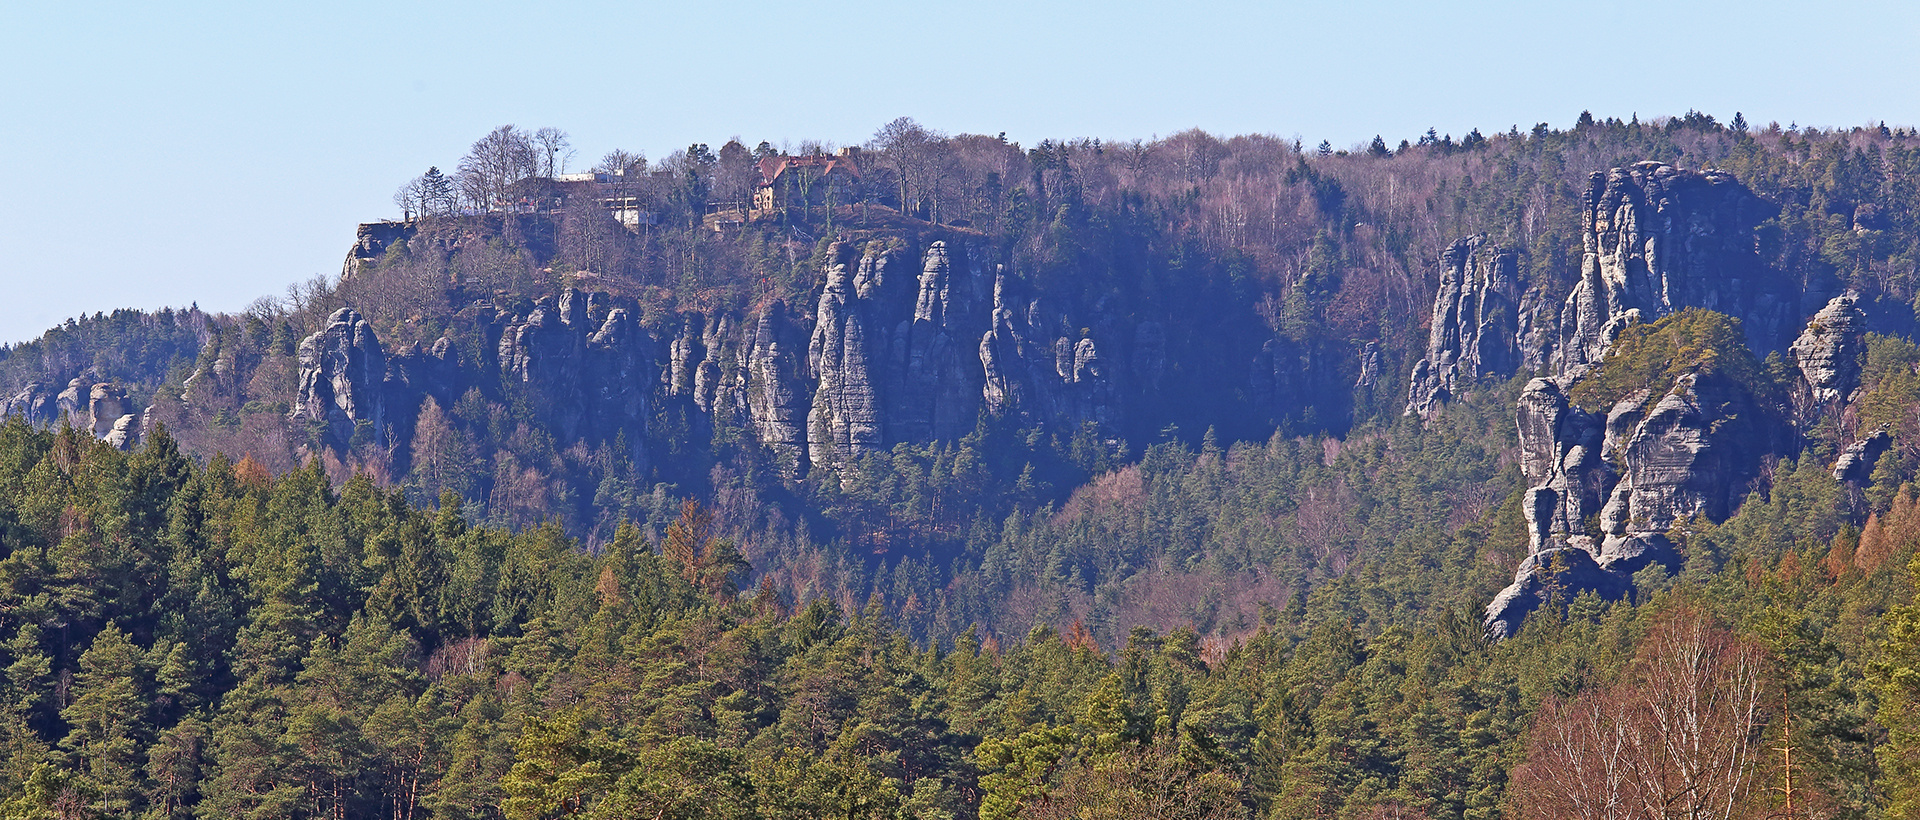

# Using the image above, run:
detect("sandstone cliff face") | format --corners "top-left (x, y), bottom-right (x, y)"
top-left (2, 382), bottom-right (62, 428)
top-left (744, 302), bottom-right (810, 473)
top-left (1554, 162), bottom-right (1786, 377)
top-left (807, 246), bottom-right (888, 468)
top-left (491, 289), bottom-right (652, 457)
top-left (302, 229), bottom-right (1377, 492)
top-left (885, 240), bottom-right (987, 444)
top-left (1595, 374), bottom-right (1755, 549)
top-left (2, 377), bottom-right (143, 450)
top-left (1791, 291), bottom-right (1866, 411)
top-left (976, 270), bottom-right (1125, 434)
top-left (1515, 378), bottom-right (1609, 552)
top-left (343, 221), bottom-right (416, 279)
top-left (1407, 235), bottom-right (1527, 418)
top-left (1835, 430), bottom-right (1892, 484)
top-left (800, 239), bottom-right (997, 468)
top-left (293, 308), bottom-right (387, 446)
top-left (288, 291), bottom-right (655, 471)
top-left (1486, 162), bottom-right (1800, 638)
top-left (1491, 371), bottom-right (1765, 637)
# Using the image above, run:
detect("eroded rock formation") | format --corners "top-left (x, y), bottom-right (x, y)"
top-left (292, 308), bottom-right (387, 445)
top-left (1491, 369), bottom-right (1768, 637)
top-left (807, 246), bottom-right (887, 468)
top-left (1515, 378), bottom-right (1609, 553)
top-left (2, 377), bottom-right (142, 449)
top-left (1835, 430), bottom-right (1892, 484)
top-left (1407, 236), bottom-right (1527, 418)
top-left (1554, 162), bottom-right (1786, 377)
top-left (1486, 162), bottom-right (1799, 638)
top-left (1791, 291), bottom-right (1866, 410)
top-left (745, 302), bottom-right (810, 473)
top-left (2, 382), bottom-right (61, 427)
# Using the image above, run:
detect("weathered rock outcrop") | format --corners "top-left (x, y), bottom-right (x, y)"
top-left (292, 308), bottom-right (387, 445)
top-left (1407, 236), bottom-right (1527, 418)
top-left (104, 413), bottom-right (141, 450)
top-left (1354, 341), bottom-right (1383, 406)
top-left (2, 382), bottom-right (62, 427)
top-left (1493, 367), bottom-right (1778, 637)
top-left (744, 302), bottom-right (810, 472)
top-left (886, 240), bottom-right (987, 443)
top-left (1835, 430), bottom-right (1892, 484)
top-left (977, 268), bottom-right (1123, 433)
top-left (1554, 162), bottom-right (1786, 377)
top-left (1596, 374), bottom-right (1758, 549)
top-left (492, 289), bottom-right (652, 452)
top-left (808, 246), bottom-right (888, 468)
top-left (1484, 547), bottom-right (1629, 639)
top-left (1515, 378), bottom-right (1610, 552)
top-left (1488, 162), bottom-right (1800, 638)
top-left (3, 377), bottom-right (142, 449)
top-left (57, 379), bottom-right (89, 427)
top-left (1791, 291), bottom-right (1866, 411)
top-left (343, 220), bottom-right (416, 279)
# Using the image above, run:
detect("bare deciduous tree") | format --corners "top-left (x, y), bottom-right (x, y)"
top-left (533, 127), bottom-right (573, 177)
top-left (1512, 606), bottom-right (1770, 820)
top-left (596, 149), bottom-right (645, 177)
top-left (457, 125), bottom-right (540, 211)
top-left (873, 116), bottom-right (947, 219)
top-left (393, 175), bottom-right (426, 221)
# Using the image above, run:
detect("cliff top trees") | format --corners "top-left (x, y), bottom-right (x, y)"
top-left (458, 125), bottom-right (542, 210)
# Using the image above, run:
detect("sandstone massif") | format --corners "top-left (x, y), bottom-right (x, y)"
top-left (1410, 162), bottom-right (1885, 637)
top-left (3, 157), bottom-right (1896, 641)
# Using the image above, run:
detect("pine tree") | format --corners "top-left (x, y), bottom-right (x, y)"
top-left (60, 624), bottom-right (152, 815)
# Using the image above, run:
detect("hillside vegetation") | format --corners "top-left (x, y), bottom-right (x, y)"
top-left (4, 112), bottom-right (1920, 817)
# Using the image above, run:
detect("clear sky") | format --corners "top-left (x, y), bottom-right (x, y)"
top-left (2, 0), bottom-right (1915, 346)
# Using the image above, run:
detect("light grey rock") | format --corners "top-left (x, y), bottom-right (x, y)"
top-left (104, 414), bottom-right (140, 451)
top-left (2, 382), bottom-right (60, 427)
top-left (745, 302), bottom-right (810, 474)
top-left (491, 289), bottom-right (652, 450)
top-left (1496, 369), bottom-right (1771, 637)
top-left (1484, 547), bottom-right (1630, 639)
top-left (1515, 377), bottom-right (1610, 552)
top-left (87, 383), bottom-right (130, 439)
top-left (888, 240), bottom-right (985, 443)
top-left (666, 316), bottom-right (702, 398)
top-left (1554, 162), bottom-right (1785, 378)
top-left (1354, 341), bottom-right (1382, 404)
top-left (808, 247), bottom-right (884, 468)
top-left (976, 265), bottom-right (1120, 432)
top-left (980, 270), bottom-right (1031, 418)
top-left (1407, 235), bottom-right (1525, 417)
top-left (1791, 291), bottom-right (1866, 408)
top-left (292, 308), bottom-right (386, 446)
top-left (1597, 375), bottom-right (1743, 547)
top-left (1834, 430), bottom-right (1892, 484)
top-left (57, 378), bottom-right (88, 428)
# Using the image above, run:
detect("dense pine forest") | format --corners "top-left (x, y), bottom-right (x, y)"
top-left (4, 111), bottom-right (1920, 817)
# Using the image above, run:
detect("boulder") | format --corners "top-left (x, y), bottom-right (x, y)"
top-left (1834, 431), bottom-right (1892, 484)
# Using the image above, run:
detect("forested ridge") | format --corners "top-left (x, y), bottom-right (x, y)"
top-left (7, 111), bottom-right (1920, 817)
top-left (1, 415), bottom-right (1917, 819)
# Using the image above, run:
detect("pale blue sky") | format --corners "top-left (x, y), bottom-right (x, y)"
top-left (2, 0), bottom-right (1915, 345)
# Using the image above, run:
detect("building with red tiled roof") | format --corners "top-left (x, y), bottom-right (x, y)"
top-left (754, 148), bottom-right (862, 213)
